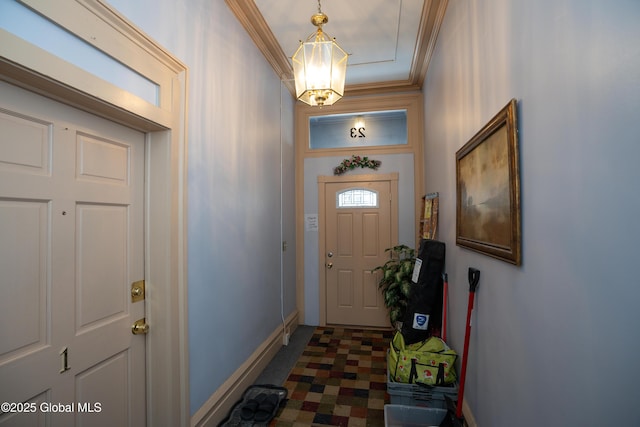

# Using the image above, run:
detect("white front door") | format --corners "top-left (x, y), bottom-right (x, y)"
top-left (0, 81), bottom-right (146, 427)
top-left (324, 179), bottom-right (394, 328)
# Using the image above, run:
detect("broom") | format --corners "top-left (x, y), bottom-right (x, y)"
top-left (441, 268), bottom-right (480, 427)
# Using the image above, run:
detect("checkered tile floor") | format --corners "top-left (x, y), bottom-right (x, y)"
top-left (271, 327), bottom-right (393, 427)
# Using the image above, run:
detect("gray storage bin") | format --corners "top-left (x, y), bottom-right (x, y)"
top-left (388, 388), bottom-right (447, 409)
top-left (384, 404), bottom-right (447, 427)
top-left (387, 350), bottom-right (458, 408)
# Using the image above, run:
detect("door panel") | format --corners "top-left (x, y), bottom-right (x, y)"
top-left (76, 133), bottom-right (129, 184)
top-left (0, 200), bottom-right (48, 359)
top-left (0, 111), bottom-right (51, 176)
top-left (362, 271), bottom-right (379, 308)
top-left (76, 204), bottom-right (128, 329)
top-left (75, 351), bottom-right (128, 427)
top-left (0, 391), bottom-right (50, 427)
top-left (337, 213), bottom-right (353, 255)
top-left (325, 180), bottom-right (393, 327)
top-left (362, 213), bottom-right (379, 256)
top-left (0, 81), bottom-right (145, 427)
top-left (337, 270), bottom-right (354, 308)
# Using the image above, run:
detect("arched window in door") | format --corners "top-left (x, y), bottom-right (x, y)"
top-left (337, 188), bottom-right (379, 208)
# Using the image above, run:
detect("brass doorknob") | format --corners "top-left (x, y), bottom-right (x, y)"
top-left (326, 262), bottom-right (333, 269)
top-left (132, 318), bottom-right (149, 335)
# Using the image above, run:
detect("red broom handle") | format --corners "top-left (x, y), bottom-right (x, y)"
top-left (442, 273), bottom-right (448, 342)
top-left (456, 268), bottom-right (480, 419)
top-left (456, 291), bottom-right (475, 418)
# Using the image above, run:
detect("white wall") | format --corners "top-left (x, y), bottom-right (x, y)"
top-left (423, 1), bottom-right (640, 426)
top-left (106, 0), bottom-right (296, 416)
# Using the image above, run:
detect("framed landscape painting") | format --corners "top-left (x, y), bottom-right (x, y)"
top-left (456, 99), bottom-right (521, 265)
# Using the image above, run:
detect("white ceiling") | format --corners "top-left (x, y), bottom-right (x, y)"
top-left (226, 0), bottom-right (448, 96)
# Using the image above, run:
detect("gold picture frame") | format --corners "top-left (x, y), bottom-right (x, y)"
top-left (456, 99), bottom-right (521, 265)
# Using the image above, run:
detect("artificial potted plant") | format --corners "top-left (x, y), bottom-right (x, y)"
top-left (373, 244), bottom-right (416, 330)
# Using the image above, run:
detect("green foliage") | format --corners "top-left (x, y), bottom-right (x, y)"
top-left (373, 244), bottom-right (416, 328)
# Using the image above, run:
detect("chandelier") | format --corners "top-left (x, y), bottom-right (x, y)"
top-left (291, 0), bottom-right (348, 107)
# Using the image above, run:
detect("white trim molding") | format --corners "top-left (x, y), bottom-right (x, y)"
top-left (463, 399), bottom-right (478, 427)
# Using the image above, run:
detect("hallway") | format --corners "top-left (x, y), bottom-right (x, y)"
top-left (253, 326), bottom-right (394, 426)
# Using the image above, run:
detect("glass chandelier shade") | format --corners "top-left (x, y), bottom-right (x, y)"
top-left (292, 8), bottom-right (348, 107)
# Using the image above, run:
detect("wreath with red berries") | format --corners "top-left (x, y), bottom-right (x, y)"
top-left (333, 155), bottom-right (382, 175)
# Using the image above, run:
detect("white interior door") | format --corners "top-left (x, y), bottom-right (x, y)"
top-left (324, 180), bottom-right (393, 327)
top-left (0, 81), bottom-right (145, 427)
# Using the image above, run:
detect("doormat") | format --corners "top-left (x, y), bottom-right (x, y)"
top-left (272, 326), bottom-right (393, 427)
top-left (220, 384), bottom-right (288, 427)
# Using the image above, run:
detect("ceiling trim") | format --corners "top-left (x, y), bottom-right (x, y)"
top-left (225, 0), bottom-right (448, 99)
top-left (412, 0), bottom-right (449, 89)
top-left (225, 0), bottom-right (296, 95)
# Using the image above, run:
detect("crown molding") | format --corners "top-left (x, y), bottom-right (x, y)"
top-left (411, 0), bottom-right (449, 88)
top-left (225, 0), bottom-right (448, 99)
top-left (225, 0), bottom-right (295, 95)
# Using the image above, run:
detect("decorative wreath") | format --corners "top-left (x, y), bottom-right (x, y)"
top-left (334, 155), bottom-right (382, 175)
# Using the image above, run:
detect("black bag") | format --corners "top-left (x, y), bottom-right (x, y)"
top-left (401, 239), bottom-right (445, 344)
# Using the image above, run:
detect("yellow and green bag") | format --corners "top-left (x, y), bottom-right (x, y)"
top-left (388, 331), bottom-right (457, 386)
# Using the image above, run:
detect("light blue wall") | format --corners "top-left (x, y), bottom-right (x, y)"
top-left (106, 0), bottom-right (296, 416)
top-left (302, 154), bottom-right (415, 325)
top-left (423, 1), bottom-right (640, 426)
top-left (281, 92), bottom-right (297, 326)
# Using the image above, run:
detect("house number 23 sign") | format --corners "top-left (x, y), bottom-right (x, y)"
top-left (350, 127), bottom-right (365, 138)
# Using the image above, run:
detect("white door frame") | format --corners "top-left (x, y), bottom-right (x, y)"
top-left (0, 2), bottom-right (189, 426)
top-left (317, 173), bottom-right (399, 326)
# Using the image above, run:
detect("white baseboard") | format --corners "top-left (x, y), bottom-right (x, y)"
top-left (191, 310), bottom-right (299, 427)
top-left (462, 399), bottom-right (478, 427)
